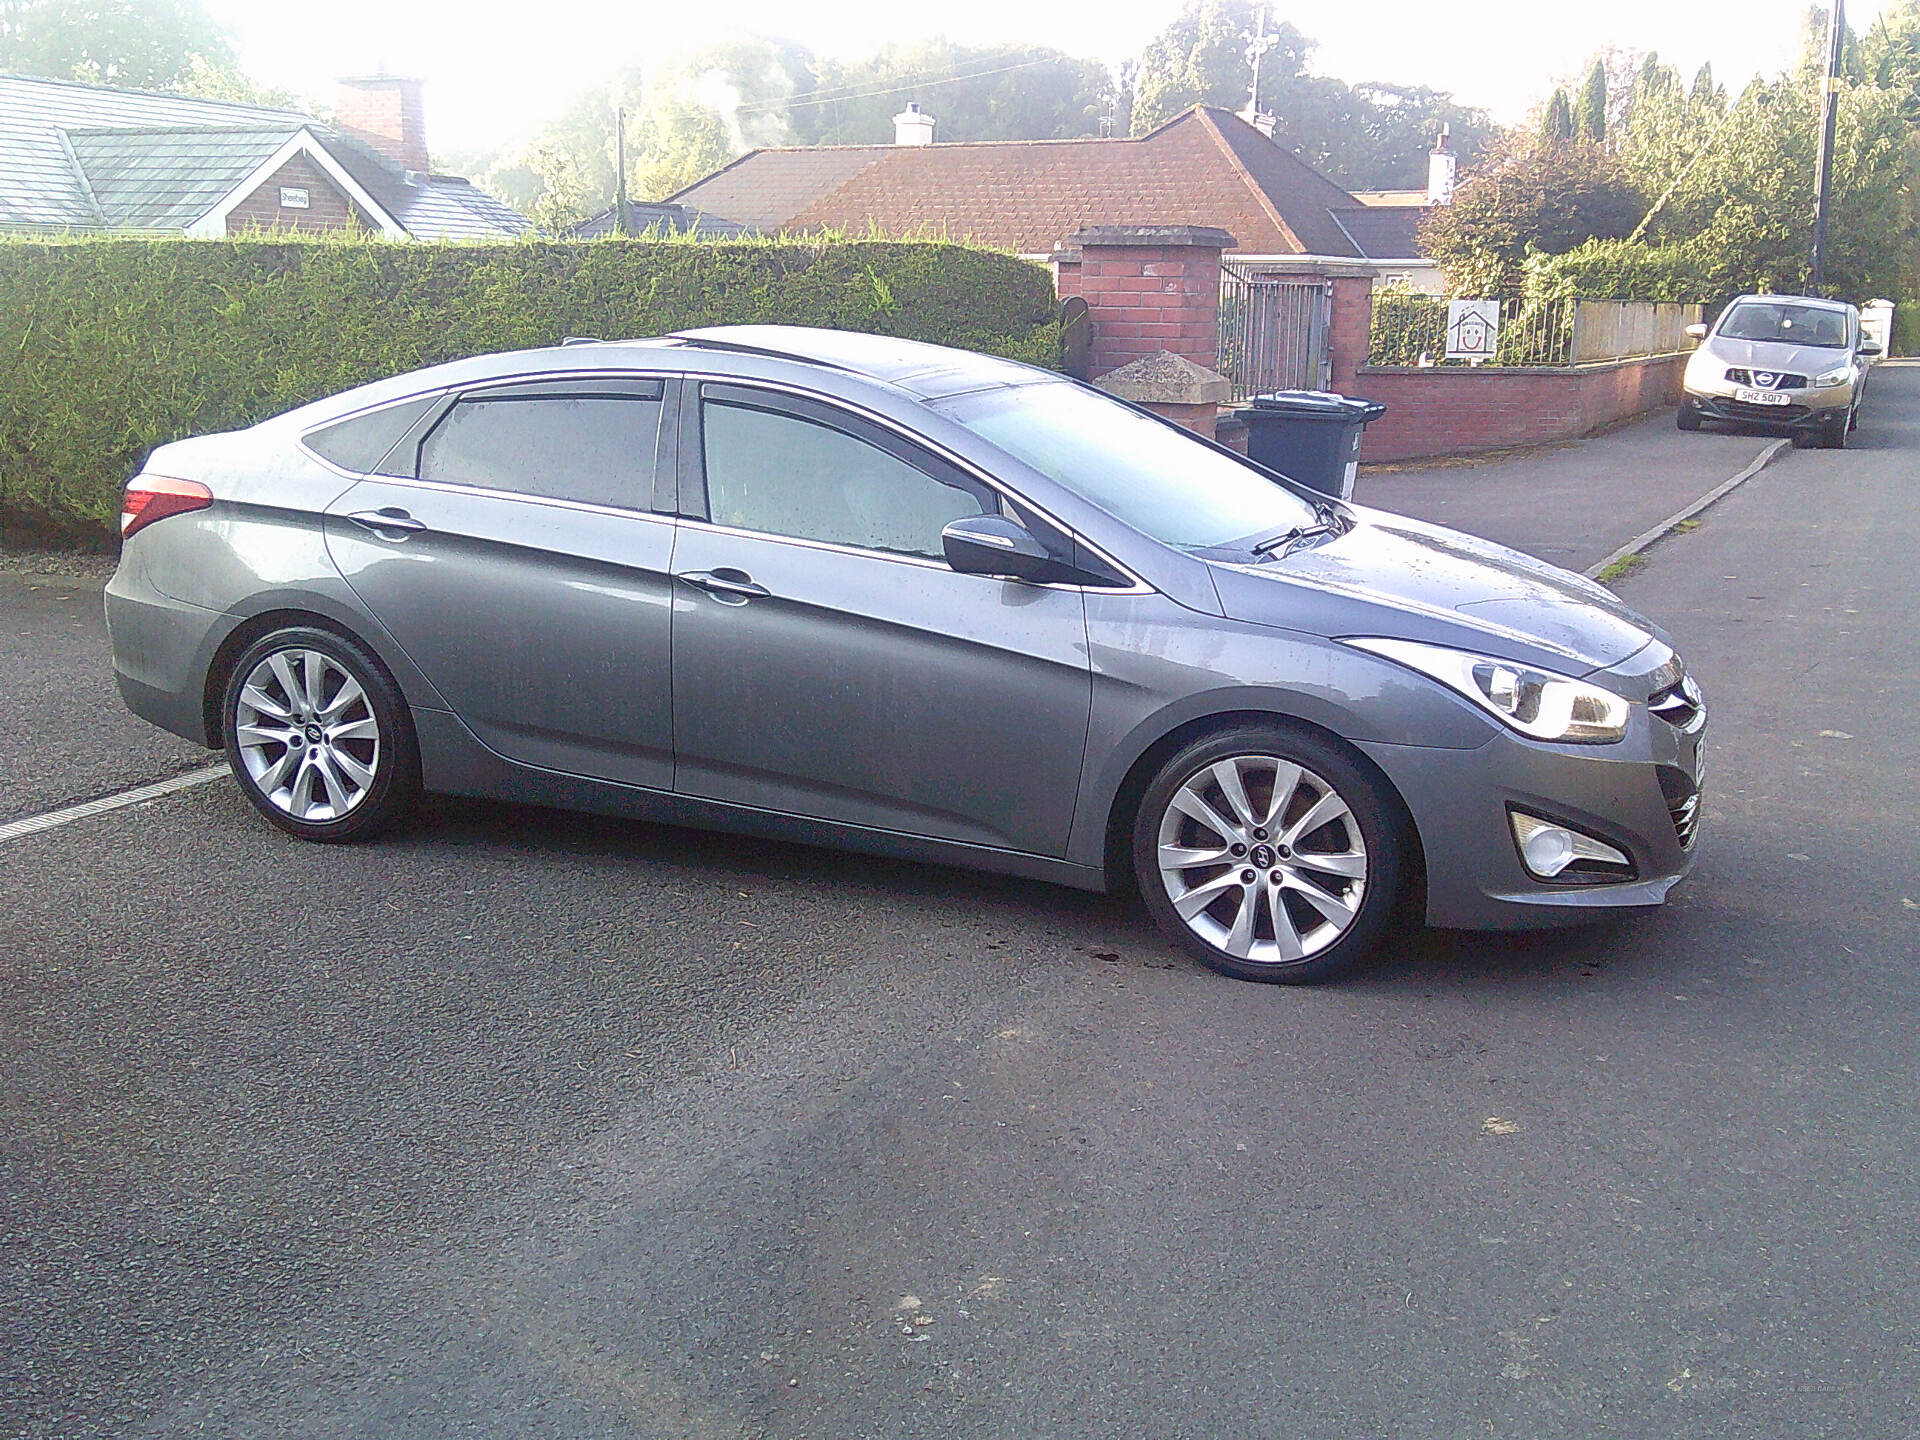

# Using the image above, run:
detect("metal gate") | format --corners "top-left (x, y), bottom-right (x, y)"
top-left (1217, 263), bottom-right (1332, 399)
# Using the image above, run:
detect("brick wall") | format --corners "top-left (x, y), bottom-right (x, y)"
top-left (1352, 354), bottom-right (1690, 462)
top-left (1056, 225), bottom-right (1233, 379)
top-left (224, 153), bottom-right (372, 236)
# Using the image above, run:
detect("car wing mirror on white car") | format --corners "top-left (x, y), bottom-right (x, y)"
top-left (1859, 339), bottom-right (1883, 357)
top-left (1684, 322), bottom-right (1709, 341)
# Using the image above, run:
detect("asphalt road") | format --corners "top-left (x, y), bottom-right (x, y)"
top-left (1356, 410), bottom-right (1779, 572)
top-left (3, 370), bottom-right (1916, 1439)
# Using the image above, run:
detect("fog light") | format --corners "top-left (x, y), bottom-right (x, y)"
top-left (1510, 811), bottom-right (1632, 880)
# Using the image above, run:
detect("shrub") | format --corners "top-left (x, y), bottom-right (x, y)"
top-left (1367, 288), bottom-right (1448, 365)
top-left (0, 234), bottom-right (1062, 539)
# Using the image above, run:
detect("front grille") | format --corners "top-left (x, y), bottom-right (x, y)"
top-left (1658, 764), bottom-right (1702, 851)
top-left (1723, 398), bottom-right (1810, 420)
top-left (1725, 367), bottom-right (1809, 390)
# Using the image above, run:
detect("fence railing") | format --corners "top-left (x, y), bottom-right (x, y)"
top-left (1368, 293), bottom-right (1704, 369)
top-left (1218, 263), bottom-right (1331, 398)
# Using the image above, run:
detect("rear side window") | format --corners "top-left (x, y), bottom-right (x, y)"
top-left (419, 393), bottom-right (663, 510)
top-left (305, 396), bottom-right (438, 474)
top-left (701, 399), bottom-right (987, 559)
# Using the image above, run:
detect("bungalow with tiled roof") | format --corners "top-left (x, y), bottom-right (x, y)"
top-left (0, 71), bottom-right (528, 240)
top-left (668, 104), bottom-right (1443, 288)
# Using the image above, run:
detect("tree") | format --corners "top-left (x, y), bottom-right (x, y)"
top-left (1130, 0), bottom-right (1490, 186)
top-left (1540, 88), bottom-right (1574, 141)
top-left (1417, 132), bottom-right (1646, 295)
top-left (786, 40), bottom-right (1113, 146)
top-left (0, 0), bottom-right (232, 90)
top-left (1573, 58), bottom-right (1609, 141)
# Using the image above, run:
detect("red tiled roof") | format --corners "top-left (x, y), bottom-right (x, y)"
top-left (670, 106), bottom-right (1390, 259)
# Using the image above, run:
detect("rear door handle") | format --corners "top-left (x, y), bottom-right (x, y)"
top-left (677, 569), bottom-right (771, 604)
top-left (347, 508), bottom-right (427, 539)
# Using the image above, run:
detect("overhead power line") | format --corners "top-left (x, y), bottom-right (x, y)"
top-left (729, 56), bottom-right (1066, 119)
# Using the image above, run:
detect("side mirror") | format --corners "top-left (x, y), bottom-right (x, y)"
top-left (1860, 339), bottom-right (1883, 357)
top-left (942, 514), bottom-right (1052, 582)
top-left (1684, 322), bottom-right (1709, 341)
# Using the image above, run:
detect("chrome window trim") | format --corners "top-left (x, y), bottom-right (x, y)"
top-left (689, 376), bottom-right (1153, 595)
top-left (296, 370), bottom-right (675, 480)
top-left (325, 470), bottom-right (677, 527)
top-left (671, 515), bottom-right (1149, 596)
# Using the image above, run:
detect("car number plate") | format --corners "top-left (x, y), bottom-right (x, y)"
top-left (1733, 388), bottom-right (1791, 406)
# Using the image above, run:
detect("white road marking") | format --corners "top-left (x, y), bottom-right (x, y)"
top-left (0, 764), bottom-right (230, 843)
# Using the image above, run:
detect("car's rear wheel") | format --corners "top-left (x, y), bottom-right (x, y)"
top-left (221, 626), bottom-right (419, 842)
top-left (1676, 403), bottom-right (1703, 431)
top-left (1133, 726), bottom-right (1405, 984)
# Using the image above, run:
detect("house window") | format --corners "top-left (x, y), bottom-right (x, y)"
top-left (278, 187), bottom-right (310, 210)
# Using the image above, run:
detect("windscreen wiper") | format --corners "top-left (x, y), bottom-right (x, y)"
top-left (1251, 503), bottom-right (1347, 558)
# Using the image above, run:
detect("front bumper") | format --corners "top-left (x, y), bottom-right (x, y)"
top-left (1357, 700), bottom-right (1705, 931)
top-left (1682, 384), bottom-right (1850, 429)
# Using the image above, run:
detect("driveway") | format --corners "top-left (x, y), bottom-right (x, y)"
top-left (3, 368), bottom-right (1916, 1439)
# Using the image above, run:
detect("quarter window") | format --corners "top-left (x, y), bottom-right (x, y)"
top-left (700, 398), bottom-right (987, 559)
top-left (419, 394), bottom-right (663, 509)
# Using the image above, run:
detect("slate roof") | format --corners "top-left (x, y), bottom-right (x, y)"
top-left (0, 70), bottom-right (528, 239)
top-left (64, 127), bottom-right (295, 229)
top-left (669, 106), bottom-right (1428, 262)
top-left (570, 199), bottom-right (752, 239)
top-left (1327, 203), bottom-right (1428, 260)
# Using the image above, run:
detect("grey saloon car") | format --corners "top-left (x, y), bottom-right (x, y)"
top-left (108, 326), bottom-right (1706, 983)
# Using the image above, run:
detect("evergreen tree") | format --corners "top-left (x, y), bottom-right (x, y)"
top-left (1540, 88), bottom-right (1575, 141)
top-left (1574, 58), bottom-right (1609, 141)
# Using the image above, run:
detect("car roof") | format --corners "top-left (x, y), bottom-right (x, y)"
top-left (668, 324), bottom-right (1054, 397)
top-left (271, 326), bottom-right (1058, 433)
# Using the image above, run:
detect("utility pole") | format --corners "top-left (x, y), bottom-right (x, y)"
top-left (1810, 0), bottom-right (1844, 292)
top-left (1244, 7), bottom-right (1277, 121)
top-left (613, 105), bottom-right (629, 237)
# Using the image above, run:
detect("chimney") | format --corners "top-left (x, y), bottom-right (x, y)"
top-left (336, 74), bottom-right (430, 175)
top-left (1427, 124), bottom-right (1457, 205)
top-left (1249, 111), bottom-right (1278, 139)
top-left (892, 102), bottom-right (936, 146)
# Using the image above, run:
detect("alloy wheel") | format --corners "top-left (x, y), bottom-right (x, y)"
top-left (1155, 754), bottom-right (1368, 965)
top-left (234, 648), bottom-right (382, 823)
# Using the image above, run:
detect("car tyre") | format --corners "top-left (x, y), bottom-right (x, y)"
top-left (1820, 413), bottom-right (1849, 449)
top-left (221, 625), bottom-right (421, 843)
top-left (1675, 403), bottom-right (1703, 432)
top-left (1133, 725), bottom-right (1406, 985)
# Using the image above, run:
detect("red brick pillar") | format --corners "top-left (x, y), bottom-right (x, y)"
top-left (1326, 271), bottom-right (1375, 397)
top-left (1058, 225), bottom-right (1235, 379)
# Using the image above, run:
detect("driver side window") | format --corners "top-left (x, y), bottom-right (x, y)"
top-left (699, 393), bottom-right (988, 560)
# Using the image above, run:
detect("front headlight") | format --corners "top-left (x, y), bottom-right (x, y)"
top-left (1345, 638), bottom-right (1631, 744)
top-left (1812, 366), bottom-right (1852, 388)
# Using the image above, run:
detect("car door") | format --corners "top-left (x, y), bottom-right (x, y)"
top-left (668, 381), bottom-right (1093, 857)
top-left (322, 376), bottom-right (678, 789)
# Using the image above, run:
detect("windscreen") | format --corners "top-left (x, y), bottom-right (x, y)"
top-left (939, 382), bottom-right (1317, 551)
top-left (1717, 302), bottom-right (1850, 348)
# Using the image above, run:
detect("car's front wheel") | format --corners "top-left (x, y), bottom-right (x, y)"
top-left (1820, 412), bottom-right (1850, 449)
top-left (1676, 402), bottom-right (1703, 431)
top-left (221, 625), bottom-right (420, 842)
top-left (1133, 726), bottom-right (1405, 984)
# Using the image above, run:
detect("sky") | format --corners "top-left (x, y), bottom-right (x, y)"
top-left (211, 0), bottom-right (1892, 157)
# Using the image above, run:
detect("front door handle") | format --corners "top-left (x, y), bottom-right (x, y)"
top-left (677, 569), bottom-right (771, 604)
top-left (347, 508), bottom-right (427, 540)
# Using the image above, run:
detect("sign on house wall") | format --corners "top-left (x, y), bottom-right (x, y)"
top-left (1446, 299), bottom-right (1500, 362)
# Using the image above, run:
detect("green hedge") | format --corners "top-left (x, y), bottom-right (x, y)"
top-left (0, 236), bottom-right (1062, 539)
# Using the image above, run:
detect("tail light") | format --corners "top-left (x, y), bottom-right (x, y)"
top-left (121, 475), bottom-right (212, 540)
